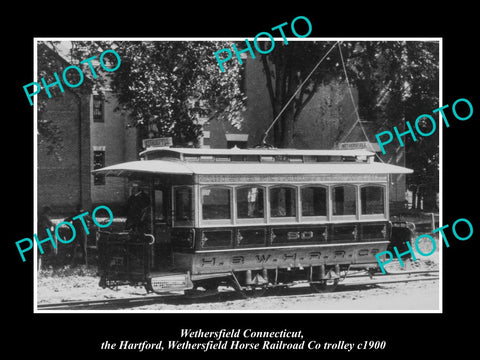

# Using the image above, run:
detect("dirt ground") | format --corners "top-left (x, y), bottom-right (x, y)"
top-left (36, 256), bottom-right (439, 312)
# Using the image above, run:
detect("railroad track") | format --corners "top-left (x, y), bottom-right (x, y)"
top-left (37, 269), bottom-right (439, 310)
top-left (339, 269), bottom-right (439, 287)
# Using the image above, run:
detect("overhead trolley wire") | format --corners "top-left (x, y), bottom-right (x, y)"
top-left (259, 41), bottom-right (340, 146)
top-left (258, 40), bottom-right (386, 164)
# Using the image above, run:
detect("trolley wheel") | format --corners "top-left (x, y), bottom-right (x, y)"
top-left (309, 279), bottom-right (339, 293)
top-left (184, 288), bottom-right (219, 298)
top-left (240, 285), bottom-right (268, 299)
top-left (201, 280), bottom-right (220, 291)
top-left (267, 285), bottom-right (287, 295)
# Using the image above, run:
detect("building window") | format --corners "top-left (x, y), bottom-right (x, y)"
top-left (301, 186), bottom-right (327, 217)
top-left (201, 131), bottom-right (211, 148)
top-left (174, 187), bottom-right (193, 224)
top-left (270, 186), bottom-right (296, 218)
top-left (361, 185), bottom-right (385, 215)
top-left (227, 140), bottom-right (247, 149)
top-left (93, 95), bottom-right (104, 122)
top-left (332, 185), bottom-right (357, 216)
top-left (226, 133), bottom-right (248, 149)
top-left (201, 187), bottom-right (231, 220)
top-left (236, 186), bottom-right (264, 219)
top-left (93, 150), bottom-right (105, 185)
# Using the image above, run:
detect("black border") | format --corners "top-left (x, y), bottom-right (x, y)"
top-left (7, 5), bottom-right (478, 357)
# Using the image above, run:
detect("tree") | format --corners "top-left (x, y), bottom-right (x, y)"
top-left (259, 41), bottom-right (343, 147)
top-left (109, 41), bottom-right (245, 146)
top-left (37, 40), bottom-right (245, 150)
top-left (346, 41), bottom-right (439, 209)
top-left (259, 40), bottom-right (439, 209)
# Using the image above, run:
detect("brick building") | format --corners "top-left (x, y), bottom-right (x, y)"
top-left (89, 87), bottom-right (137, 211)
top-left (37, 44), bottom-right (137, 216)
top-left (202, 56), bottom-right (407, 208)
top-left (37, 88), bottom-right (92, 215)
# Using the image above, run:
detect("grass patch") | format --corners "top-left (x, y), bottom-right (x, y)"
top-left (38, 264), bottom-right (97, 278)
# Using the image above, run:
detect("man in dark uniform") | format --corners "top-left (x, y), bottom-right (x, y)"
top-left (125, 185), bottom-right (150, 233)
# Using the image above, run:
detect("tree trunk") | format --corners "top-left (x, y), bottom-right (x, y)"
top-left (280, 108), bottom-right (295, 148)
top-left (423, 187), bottom-right (437, 211)
top-left (279, 65), bottom-right (298, 148)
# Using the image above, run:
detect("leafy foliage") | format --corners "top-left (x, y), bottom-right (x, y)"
top-left (37, 40), bottom-right (245, 150)
top-left (259, 40), bottom-right (439, 202)
top-left (107, 41), bottom-right (245, 145)
top-left (342, 41), bottom-right (440, 200)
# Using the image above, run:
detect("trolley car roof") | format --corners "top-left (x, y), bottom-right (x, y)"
top-left (93, 159), bottom-right (413, 177)
top-left (139, 147), bottom-right (375, 158)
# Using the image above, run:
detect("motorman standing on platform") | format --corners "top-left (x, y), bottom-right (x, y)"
top-left (125, 184), bottom-right (150, 233)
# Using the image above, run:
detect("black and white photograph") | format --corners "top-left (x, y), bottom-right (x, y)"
top-left (33, 38), bottom-right (441, 312)
top-left (6, 6), bottom-right (478, 357)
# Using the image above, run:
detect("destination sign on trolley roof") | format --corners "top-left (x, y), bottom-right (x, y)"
top-left (142, 137), bottom-right (173, 149)
top-left (337, 141), bottom-right (381, 153)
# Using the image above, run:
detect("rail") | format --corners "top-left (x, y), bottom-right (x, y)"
top-left (37, 269), bottom-right (439, 310)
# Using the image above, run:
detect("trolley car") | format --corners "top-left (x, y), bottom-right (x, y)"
top-left (93, 146), bottom-right (412, 296)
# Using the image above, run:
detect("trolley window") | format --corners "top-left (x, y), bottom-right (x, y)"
top-left (173, 186), bottom-right (193, 225)
top-left (301, 186), bottom-right (327, 217)
top-left (201, 187), bottom-right (231, 220)
top-left (154, 189), bottom-right (166, 221)
top-left (361, 185), bottom-right (385, 215)
top-left (270, 186), bottom-right (297, 218)
top-left (332, 185), bottom-right (357, 216)
top-left (236, 186), bottom-right (265, 219)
